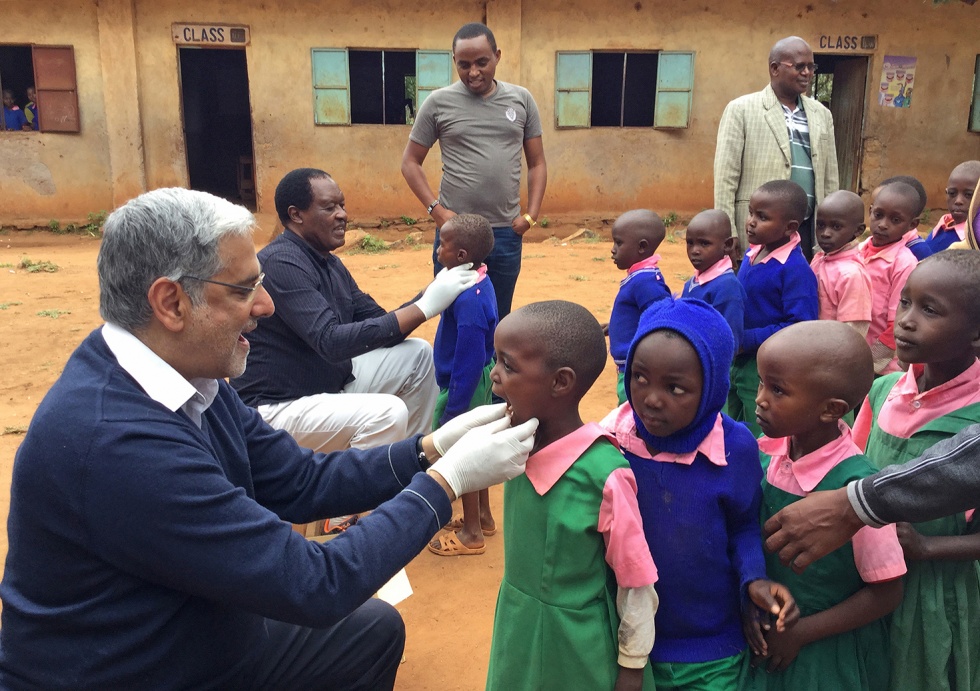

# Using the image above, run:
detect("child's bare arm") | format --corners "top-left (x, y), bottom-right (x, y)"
top-left (897, 522), bottom-right (980, 561)
top-left (613, 666), bottom-right (645, 691)
top-left (761, 578), bottom-right (902, 673)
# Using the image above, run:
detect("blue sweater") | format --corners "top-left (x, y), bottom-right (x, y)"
top-left (907, 234), bottom-right (934, 259)
top-left (682, 269), bottom-right (746, 353)
top-left (738, 246), bottom-right (818, 354)
top-left (624, 415), bottom-right (766, 664)
top-left (608, 266), bottom-right (671, 368)
top-left (0, 330), bottom-right (451, 689)
top-left (433, 276), bottom-right (497, 424)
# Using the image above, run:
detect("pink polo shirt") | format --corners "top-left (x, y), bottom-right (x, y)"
top-left (810, 242), bottom-right (873, 323)
top-left (759, 423), bottom-right (906, 583)
top-left (746, 231), bottom-right (802, 266)
top-left (600, 405), bottom-right (728, 466)
top-left (929, 214), bottom-right (967, 243)
top-left (858, 237), bottom-right (917, 374)
top-left (525, 422), bottom-right (658, 588)
top-left (628, 254), bottom-right (662, 275)
top-left (690, 256), bottom-right (734, 287)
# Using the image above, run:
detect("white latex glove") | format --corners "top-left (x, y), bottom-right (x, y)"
top-left (429, 416), bottom-right (539, 498)
top-left (431, 402), bottom-right (509, 456)
top-left (414, 264), bottom-right (479, 319)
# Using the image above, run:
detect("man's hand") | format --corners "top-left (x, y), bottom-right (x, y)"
top-left (428, 416), bottom-right (538, 499)
top-left (746, 579), bottom-right (799, 634)
top-left (432, 206), bottom-right (457, 229)
top-left (414, 264), bottom-right (478, 319)
top-left (612, 666), bottom-right (644, 691)
top-left (763, 488), bottom-right (865, 573)
top-left (428, 403), bottom-right (508, 456)
top-left (511, 215), bottom-right (531, 236)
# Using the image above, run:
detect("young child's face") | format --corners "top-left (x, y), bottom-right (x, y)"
top-left (490, 313), bottom-right (553, 425)
top-left (745, 191), bottom-right (795, 249)
top-left (1, 91), bottom-right (14, 108)
top-left (814, 202), bottom-right (863, 254)
top-left (26, 87), bottom-right (35, 102)
top-left (685, 222), bottom-right (730, 273)
top-left (610, 222), bottom-right (647, 270)
top-left (869, 187), bottom-right (918, 247)
top-left (755, 342), bottom-right (828, 439)
top-left (629, 330), bottom-right (702, 437)
top-left (946, 169), bottom-right (979, 226)
top-left (894, 260), bottom-right (980, 366)
top-left (436, 224), bottom-right (465, 269)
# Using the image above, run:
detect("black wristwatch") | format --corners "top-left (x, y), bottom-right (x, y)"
top-left (426, 199), bottom-right (441, 215)
top-left (416, 438), bottom-right (431, 469)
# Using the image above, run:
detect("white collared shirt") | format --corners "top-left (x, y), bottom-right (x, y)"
top-left (101, 323), bottom-right (219, 428)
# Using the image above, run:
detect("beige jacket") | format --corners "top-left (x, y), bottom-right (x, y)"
top-left (714, 84), bottom-right (839, 250)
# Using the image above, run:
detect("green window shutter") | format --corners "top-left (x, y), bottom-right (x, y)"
top-left (555, 51), bottom-right (592, 128)
top-left (311, 49), bottom-right (350, 125)
top-left (416, 50), bottom-right (452, 109)
top-left (654, 51), bottom-right (694, 129)
top-left (970, 55), bottom-right (980, 133)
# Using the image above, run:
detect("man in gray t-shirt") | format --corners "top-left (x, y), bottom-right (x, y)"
top-left (401, 22), bottom-right (547, 319)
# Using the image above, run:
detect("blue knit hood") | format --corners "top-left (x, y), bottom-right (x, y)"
top-left (625, 297), bottom-right (735, 454)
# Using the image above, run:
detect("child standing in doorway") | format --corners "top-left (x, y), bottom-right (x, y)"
top-left (486, 300), bottom-right (659, 691)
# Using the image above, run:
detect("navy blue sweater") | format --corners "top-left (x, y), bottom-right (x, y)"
top-left (682, 269), bottom-right (747, 353)
top-left (433, 276), bottom-right (497, 424)
top-left (0, 330), bottom-right (451, 689)
top-left (233, 230), bottom-right (405, 406)
top-left (624, 415), bottom-right (766, 664)
top-left (737, 246), bottom-right (818, 354)
top-left (608, 266), bottom-right (671, 368)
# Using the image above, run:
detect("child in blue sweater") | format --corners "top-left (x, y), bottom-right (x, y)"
top-left (682, 209), bottom-right (746, 353)
top-left (729, 180), bottom-right (818, 438)
top-left (602, 298), bottom-right (798, 690)
top-left (607, 209), bottom-right (671, 404)
top-left (427, 214), bottom-right (499, 556)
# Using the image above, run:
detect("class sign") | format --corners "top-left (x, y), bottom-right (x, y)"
top-left (172, 23), bottom-right (250, 46)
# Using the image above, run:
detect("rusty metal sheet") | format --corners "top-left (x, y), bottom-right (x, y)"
top-left (32, 46), bottom-right (80, 132)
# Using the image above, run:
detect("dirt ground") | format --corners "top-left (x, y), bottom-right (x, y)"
top-left (0, 223), bottom-right (694, 690)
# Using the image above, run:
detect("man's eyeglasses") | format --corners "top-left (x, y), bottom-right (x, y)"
top-left (779, 61), bottom-right (818, 74)
top-left (181, 272), bottom-right (265, 298)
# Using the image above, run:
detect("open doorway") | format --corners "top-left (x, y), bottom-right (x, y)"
top-left (179, 47), bottom-right (255, 208)
top-left (813, 54), bottom-right (869, 193)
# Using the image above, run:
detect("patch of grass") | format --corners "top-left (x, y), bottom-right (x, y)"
top-left (399, 215), bottom-right (418, 226)
top-left (375, 264), bottom-right (400, 270)
top-left (524, 253), bottom-right (545, 259)
top-left (663, 211), bottom-right (679, 228)
top-left (570, 275), bottom-right (588, 282)
top-left (19, 258), bottom-right (59, 273)
top-left (0, 262), bottom-right (14, 268)
top-left (592, 256), bottom-right (606, 262)
top-left (539, 217), bottom-right (550, 228)
top-left (583, 234), bottom-right (602, 243)
top-left (0, 301), bottom-right (24, 309)
top-left (2, 426), bottom-right (28, 436)
top-left (37, 309), bottom-right (71, 319)
top-left (347, 235), bottom-right (390, 255)
top-left (83, 211), bottom-right (108, 236)
top-left (48, 219), bottom-right (61, 232)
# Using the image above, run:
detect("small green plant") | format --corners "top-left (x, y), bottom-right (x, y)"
top-left (19, 258), bottom-right (59, 273)
top-left (2, 426), bottom-right (28, 436)
top-left (570, 275), bottom-right (588, 282)
top-left (375, 264), bottom-right (400, 270)
top-left (379, 219), bottom-right (391, 229)
top-left (399, 215), bottom-right (418, 226)
top-left (663, 211), bottom-right (679, 228)
top-left (0, 262), bottom-right (13, 268)
top-left (83, 211), bottom-right (107, 236)
top-left (583, 234), bottom-right (602, 243)
top-left (539, 217), bottom-right (550, 228)
top-left (48, 219), bottom-right (61, 232)
top-left (37, 309), bottom-right (71, 319)
top-left (348, 235), bottom-right (390, 255)
top-left (592, 256), bottom-right (606, 262)
top-left (0, 301), bottom-right (23, 309)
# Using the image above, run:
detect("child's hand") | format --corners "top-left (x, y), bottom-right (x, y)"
top-left (741, 605), bottom-right (769, 657)
top-left (747, 579), bottom-right (800, 633)
top-left (613, 666), bottom-right (644, 691)
top-left (600, 321), bottom-right (609, 337)
top-left (896, 522), bottom-right (930, 561)
top-left (761, 624), bottom-right (806, 673)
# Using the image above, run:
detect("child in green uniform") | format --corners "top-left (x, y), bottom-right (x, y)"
top-left (486, 300), bottom-right (659, 691)
top-left (750, 320), bottom-right (906, 690)
top-left (852, 250), bottom-right (980, 691)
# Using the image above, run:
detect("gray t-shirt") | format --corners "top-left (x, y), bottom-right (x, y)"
top-left (410, 80), bottom-right (543, 226)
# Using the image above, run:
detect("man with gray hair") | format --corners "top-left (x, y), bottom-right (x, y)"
top-left (714, 36), bottom-right (839, 262)
top-left (0, 188), bottom-right (538, 689)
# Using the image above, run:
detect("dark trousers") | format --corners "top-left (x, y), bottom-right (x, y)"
top-left (433, 225), bottom-right (523, 320)
top-left (240, 599), bottom-right (405, 690)
top-left (798, 215), bottom-right (815, 263)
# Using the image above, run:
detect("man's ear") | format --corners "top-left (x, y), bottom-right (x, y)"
top-left (820, 398), bottom-right (850, 423)
top-left (552, 366), bottom-right (578, 397)
top-left (286, 204), bottom-right (304, 226)
top-left (146, 277), bottom-right (192, 334)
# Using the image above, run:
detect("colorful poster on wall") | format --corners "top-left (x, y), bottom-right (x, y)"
top-left (878, 56), bottom-right (916, 108)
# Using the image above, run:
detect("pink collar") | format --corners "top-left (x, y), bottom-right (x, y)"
top-left (692, 256), bottom-right (734, 286)
top-left (746, 232), bottom-right (801, 265)
top-left (858, 236), bottom-right (911, 264)
top-left (888, 359), bottom-right (980, 404)
top-left (759, 420), bottom-right (860, 492)
top-left (602, 405), bottom-right (728, 466)
top-left (525, 422), bottom-right (616, 495)
top-left (475, 264), bottom-right (489, 283)
top-left (627, 254), bottom-right (662, 275)
top-left (930, 214), bottom-right (967, 242)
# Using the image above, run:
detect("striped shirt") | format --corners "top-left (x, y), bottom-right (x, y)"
top-left (782, 100), bottom-right (815, 218)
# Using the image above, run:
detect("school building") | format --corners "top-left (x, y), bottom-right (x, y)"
top-left (2, 0), bottom-right (978, 227)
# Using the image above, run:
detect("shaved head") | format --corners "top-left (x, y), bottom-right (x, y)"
top-left (769, 36), bottom-right (811, 64)
top-left (817, 190), bottom-right (865, 227)
top-left (687, 209), bottom-right (732, 240)
top-left (614, 209), bottom-right (666, 247)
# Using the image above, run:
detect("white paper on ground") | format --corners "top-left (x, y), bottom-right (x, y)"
top-left (376, 568), bottom-right (413, 605)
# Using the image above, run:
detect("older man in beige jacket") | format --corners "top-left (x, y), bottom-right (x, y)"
top-left (714, 36), bottom-right (839, 262)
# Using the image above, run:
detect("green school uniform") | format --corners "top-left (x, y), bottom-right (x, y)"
top-left (486, 437), bottom-right (654, 691)
top-left (749, 453), bottom-right (892, 691)
top-left (866, 373), bottom-right (980, 691)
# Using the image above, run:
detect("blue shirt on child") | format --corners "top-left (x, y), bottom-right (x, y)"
top-left (608, 256), bottom-right (671, 369)
top-left (682, 268), bottom-right (746, 353)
